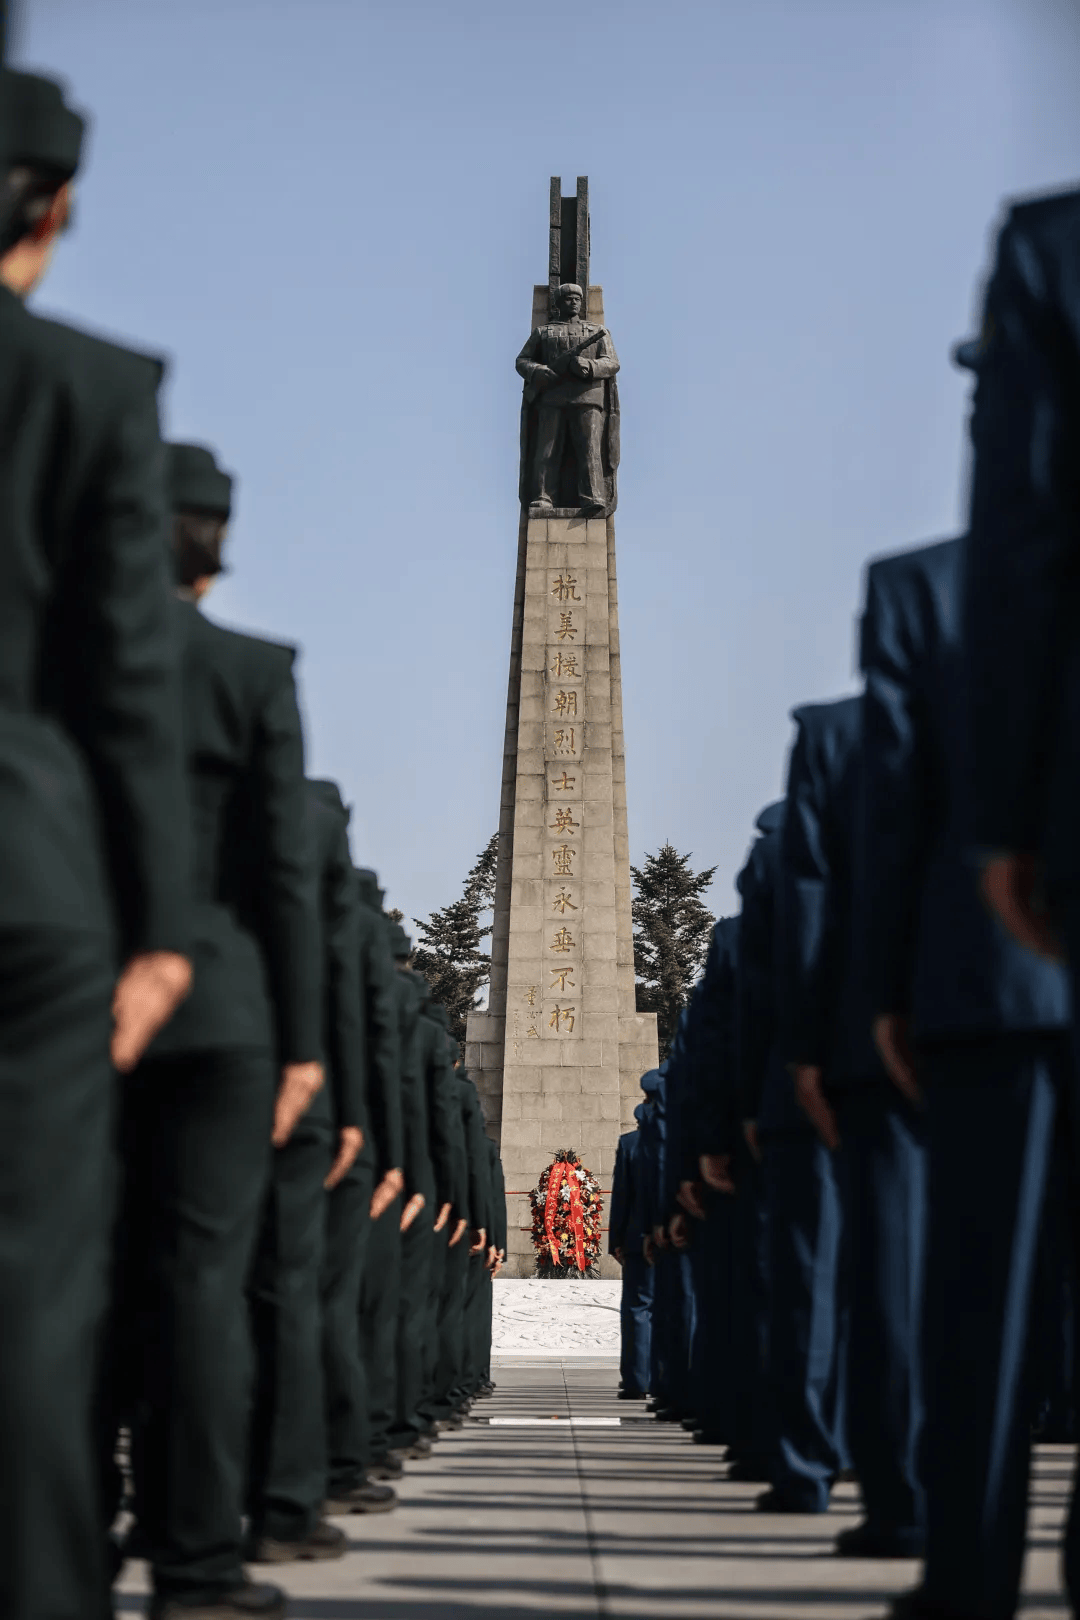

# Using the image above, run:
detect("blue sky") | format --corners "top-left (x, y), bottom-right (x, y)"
top-left (15, 0), bottom-right (1080, 924)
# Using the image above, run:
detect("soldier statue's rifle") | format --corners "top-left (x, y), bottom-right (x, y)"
top-left (523, 326), bottom-right (607, 405)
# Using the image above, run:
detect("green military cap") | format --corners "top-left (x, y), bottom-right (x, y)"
top-left (386, 921), bottom-right (412, 958)
top-left (3, 68), bottom-right (86, 175)
top-left (354, 867), bottom-right (382, 910)
top-left (167, 442), bottom-right (233, 517)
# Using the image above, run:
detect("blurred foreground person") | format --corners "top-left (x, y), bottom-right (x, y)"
top-left (0, 70), bottom-right (191, 1620)
top-left (884, 242), bottom-right (1080, 1613)
top-left (103, 443), bottom-right (322, 1619)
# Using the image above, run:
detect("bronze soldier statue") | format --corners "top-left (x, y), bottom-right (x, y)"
top-left (516, 282), bottom-right (620, 517)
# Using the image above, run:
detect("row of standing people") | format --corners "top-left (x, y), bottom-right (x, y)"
top-left (610, 186), bottom-right (1080, 1620)
top-left (0, 65), bottom-right (507, 1620)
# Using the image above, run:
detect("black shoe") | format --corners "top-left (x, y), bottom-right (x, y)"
top-left (725, 1456), bottom-right (773, 1480)
top-left (616, 1389), bottom-right (646, 1400)
top-left (390, 1436), bottom-right (432, 1460)
top-left (367, 1453), bottom-right (404, 1480)
top-left (245, 1521), bottom-right (347, 1562)
top-left (436, 1413), bottom-right (464, 1430)
top-left (323, 1480), bottom-right (397, 1515)
top-left (755, 1485), bottom-right (825, 1514)
top-left (150, 1583), bottom-right (286, 1619)
top-left (679, 1416), bottom-right (700, 1431)
top-left (835, 1521), bottom-right (925, 1559)
top-left (691, 1429), bottom-right (726, 1446)
top-left (835, 1466), bottom-right (858, 1483)
top-left (888, 1592), bottom-right (960, 1620)
top-left (652, 1407), bottom-right (684, 1423)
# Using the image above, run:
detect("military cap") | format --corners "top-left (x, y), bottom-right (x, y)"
top-left (354, 867), bottom-right (381, 910)
top-left (167, 442), bottom-right (233, 517)
top-left (427, 1003), bottom-right (451, 1030)
top-left (950, 335), bottom-right (984, 372)
top-left (3, 68), bottom-right (86, 176)
top-left (639, 1067), bottom-right (662, 1094)
top-left (754, 799), bottom-right (785, 835)
top-left (386, 921), bottom-right (412, 959)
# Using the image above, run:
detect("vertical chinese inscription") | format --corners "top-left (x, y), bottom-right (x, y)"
top-left (545, 562), bottom-right (584, 1037)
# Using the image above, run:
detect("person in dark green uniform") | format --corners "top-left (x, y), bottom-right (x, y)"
top-left (385, 990), bottom-right (467, 1454)
top-left (0, 69), bottom-right (193, 1620)
top-left (322, 863), bottom-right (404, 1510)
top-left (428, 1058), bottom-right (492, 1426)
top-left (244, 777), bottom-right (372, 1563)
top-left (103, 441), bottom-right (323, 1619)
top-left (380, 931), bottom-right (440, 1464)
top-left (477, 1128), bottom-right (507, 1395)
top-left (457, 1061), bottom-right (497, 1409)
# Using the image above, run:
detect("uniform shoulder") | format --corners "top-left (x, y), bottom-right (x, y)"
top-left (788, 693), bottom-right (861, 742)
top-left (866, 536), bottom-right (959, 596)
top-left (21, 308), bottom-right (166, 395)
top-left (1006, 184), bottom-right (1080, 242)
top-left (199, 614), bottom-right (298, 673)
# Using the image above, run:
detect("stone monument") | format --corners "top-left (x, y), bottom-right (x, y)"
top-left (465, 178), bottom-right (659, 1278)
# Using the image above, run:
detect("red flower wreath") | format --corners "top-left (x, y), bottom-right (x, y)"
top-left (529, 1149), bottom-right (603, 1278)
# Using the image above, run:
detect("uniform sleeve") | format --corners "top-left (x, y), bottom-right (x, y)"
top-left (427, 1046), bottom-right (467, 1209)
top-left (462, 1081), bottom-right (493, 1234)
top-left (779, 724), bottom-right (837, 1066)
top-left (250, 658), bottom-right (321, 1062)
top-left (399, 1010), bottom-right (433, 1199)
top-left (515, 328), bottom-right (544, 382)
top-left (608, 1141), bottom-right (628, 1253)
top-left (858, 567), bottom-right (934, 1014)
top-left (735, 845), bottom-right (774, 1120)
top-left (489, 1146), bottom-right (508, 1252)
top-left (59, 360), bottom-right (191, 957)
top-left (691, 934), bottom-right (739, 1155)
top-left (587, 331), bottom-right (620, 380)
top-left (322, 815), bottom-right (368, 1132)
top-left (360, 915), bottom-right (404, 1170)
top-left (963, 209), bottom-right (1079, 852)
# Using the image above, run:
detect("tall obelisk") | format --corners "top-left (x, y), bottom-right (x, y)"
top-left (465, 178), bottom-right (658, 1278)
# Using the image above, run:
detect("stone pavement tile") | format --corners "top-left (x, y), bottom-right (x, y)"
top-left (112, 1363), bottom-right (1075, 1620)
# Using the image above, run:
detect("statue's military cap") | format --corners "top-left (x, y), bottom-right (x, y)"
top-left (2, 69), bottom-right (85, 175)
top-left (386, 921), bottom-right (412, 959)
top-left (167, 442), bottom-right (233, 517)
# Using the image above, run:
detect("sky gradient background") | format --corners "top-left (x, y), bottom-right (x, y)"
top-left (13, 0), bottom-right (1080, 925)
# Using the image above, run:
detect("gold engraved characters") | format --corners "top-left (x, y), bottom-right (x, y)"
top-left (552, 771), bottom-right (576, 792)
top-left (551, 574), bottom-right (580, 603)
top-left (553, 728), bottom-right (577, 755)
top-left (551, 845), bottom-right (575, 877)
top-left (524, 986), bottom-right (537, 1007)
top-left (549, 807), bottom-right (578, 834)
top-left (550, 927), bottom-right (575, 953)
top-left (552, 888), bottom-right (578, 914)
top-left (553, 690), bottom-right (578, 718)
top-left (556, 612), bottom-right (577, 641)
top-left (549, 1004), bottom-right (576, 1034)
top-left (550, 967), bottom-right (575, 992)
top-left (550, 652), bottom-right (579, 679)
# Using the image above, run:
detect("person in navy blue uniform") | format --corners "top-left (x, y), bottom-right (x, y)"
top-left (609, 1117), bottom-right (654, 1399)
top-left (667, 917), bottom-right (741, 1445)
top-left (781, 694), bottom-right (925, 1559)
top-left (740, 784), bottom-right (847, 1513)
top-left (860, 520), bottom-right (1072, 1620)
top-left (727, 806), bottom-right (784, 1482)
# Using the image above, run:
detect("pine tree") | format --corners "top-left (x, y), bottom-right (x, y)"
top-left (631, 842), bottom-right (717, 1060)
top-left (411, 833), bottom-right (499, 1050)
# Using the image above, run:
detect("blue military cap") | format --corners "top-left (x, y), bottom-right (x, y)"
top-left (951, 335), bottom-right (985, 372)
top-left (639, 1067), bottom-right (662, 1094)
top-left (754, 799), bottom-right (785, 834)
top-left (633, 1100), bottom-right (649, 1124)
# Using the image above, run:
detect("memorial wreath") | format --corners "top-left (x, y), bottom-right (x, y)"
top-left (529, 1149), bottom-right (603, 1278)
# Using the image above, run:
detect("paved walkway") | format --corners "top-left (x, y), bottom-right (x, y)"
top-left (115, 1359), bottom-right (1073, 1617)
